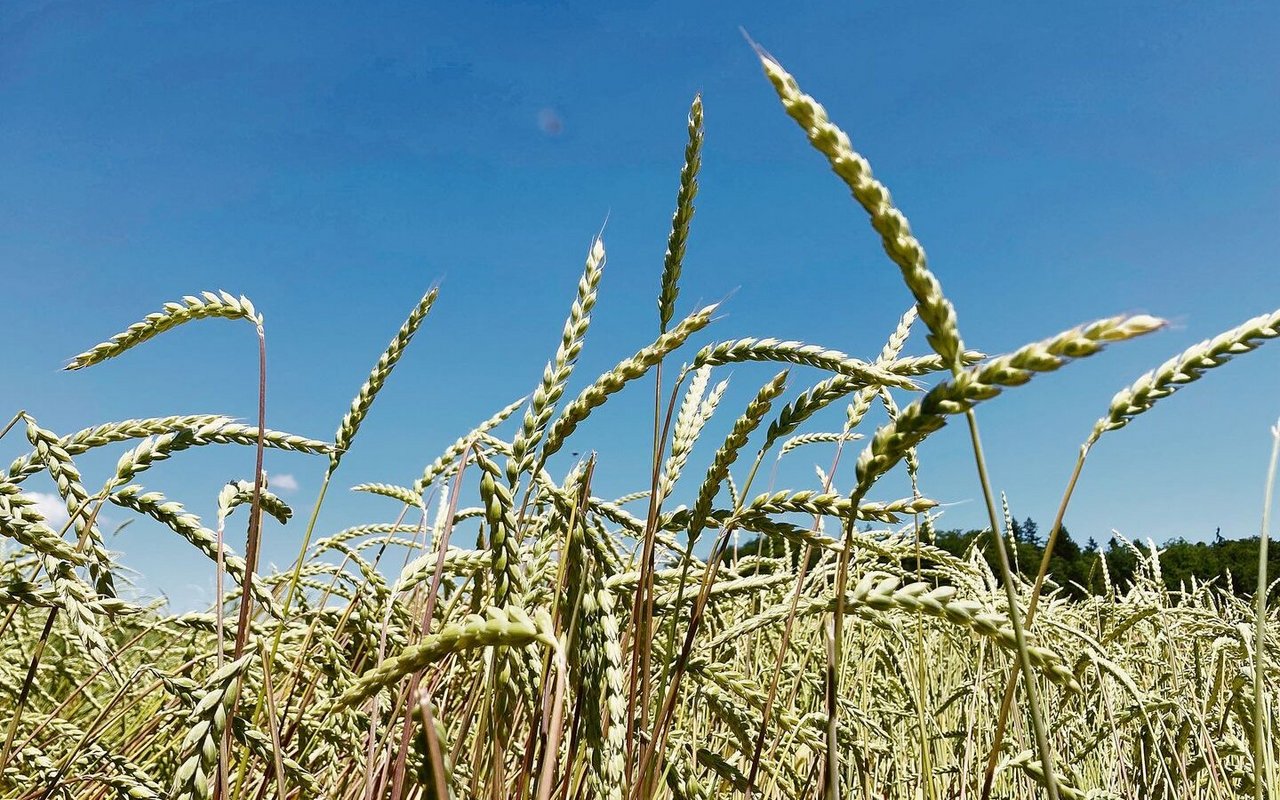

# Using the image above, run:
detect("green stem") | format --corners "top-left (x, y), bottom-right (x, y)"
top-left (1254, 420), bottom-right (1280, 800)
top-left (981, 446), bottom-right (1087, 799)
top-left (963, 409), bottom-right (1060, 800)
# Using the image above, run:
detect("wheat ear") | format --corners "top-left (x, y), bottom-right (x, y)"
top-left (692, 338), bottom-right (918, 390)
top-left (1089, 305), bottom-right (1280, 448)
top-left (509, 238), bottom-right (606, 485)
top-left (331, 286), bottom-right (439, 471)
top-left (687, 371), bottom-right (790, 543)
top-left (854, 315), bottom-right (1165, 497)
top-left (755, 52), bottom-right (963, 368)
top-left (412, 395), bottom-right (526, 497)
top-left (0, 480), bottom-right (87, 565)
top-left (24, 419), bottom-right (118, 603)
top-left (542, 303), bottom-right (717, 459)
top-left (109, 485), bottom-right (282, 618)
top-left (658, 94), bottom-right (703, 333)
top-left (171, 648), bottom-right (258, 800)
top-left (475, 452), bottom-right (526, 609)
top-left (659, 368), bottom-right (727, 503)
top-left (331, 607), bottom-right (555, 711)
top-left (66, 290), bottom-right (261, 370)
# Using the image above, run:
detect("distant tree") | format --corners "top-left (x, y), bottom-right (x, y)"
top-left (1104, 536), bottom-right (1138, 588)
top-left (734, 525), bottom-right (1280, 600)
top-left (1020, 516), bottom-right (1041, 547)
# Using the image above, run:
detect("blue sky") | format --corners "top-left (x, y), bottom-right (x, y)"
top-left (2, 2), bottom-right (1278, 608)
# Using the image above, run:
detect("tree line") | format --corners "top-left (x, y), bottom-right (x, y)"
top-left (734, 517), bottom-right (1280, 600)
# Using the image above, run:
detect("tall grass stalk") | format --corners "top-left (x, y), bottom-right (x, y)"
top-left (1256, 419), bottom-right (1280, 800)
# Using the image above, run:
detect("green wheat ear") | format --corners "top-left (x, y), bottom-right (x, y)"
top-left (658, 93), bottom-right (703, 333)
top-left (67, 290), bottom-right (262, 370)
top-left (754, 49), bottom-right (964, 371)
top-left (1089, 305), bottom-right (1280, 448)
top-left (854, 314), bottom-right (1165, 498)
top-left (331, 286), bottom-right (439, 471)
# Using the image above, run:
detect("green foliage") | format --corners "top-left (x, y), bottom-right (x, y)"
top-left (928, 522), bottom-right (1280, 599)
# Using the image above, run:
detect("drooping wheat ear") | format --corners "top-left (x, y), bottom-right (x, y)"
top-left (882, 351), bottom-right (986, 377)
top-left (43, 560), bottom-right (117, 673)
top-left (779, 431), bottom-right (863, 456)
top-left (474, 452), bottom-right (526, 609)
top-left (756, 52), bottom-right (964, 368)
top-left (659, 367), bottom-right (726, 502)
top-left (412, 395), bottom-right (526, 496)
top-left (0, 579), bottom-right (60, 607)
top-left (33, 714), bottom-right (166, 800)
top-left (395, 547), bottom-right (494, 595)
top-left (331, 286), bottom-right (439, 471)
top-left (109, 485), bottom-right (282, 618)
top-left (66, 290), bottom-right (261, 370)
top-left (74, 418), bottom-right (328, 461)
top-left (24, 416), bottom-right (115, 597)
top-left (186, 420), bottom-right (333, 453)
top-left (762, 374), bottom-right (860, 456)
top-left (711, 574), bottom-right (1080, 688)
top-left (330, 607), bottom-right (555, 711)
top-left (6, 414), bottom-right (231, 482)
top-left (60, 414), bottom-right (231, 454)
top-left (157, 669), bottom-right (320, 794)
top-left (743, 490), bottom-right (937, 523)
top-left (659, 93), bottom-right (703, 333)
top-left (217, 478), bottom-right (293, 526)
top-left (655, 571), bottom-right (793, 609)
top-left (1000, 751), bottom-right (1092, 800)
top-left (542, 303), bottom-right (718, 459)
top-left (312, 522), bottom-right (425, 553)
top-left (1088, 305), bottom-right (1280, 448)
top-left (351, 482), bottom-right (424, 507)
top-left (0, 490), bottom-right (114, 676)
top-left (0, 480), bottom-right (87, 565)
top-left (107, 426), bottom-right (325, 491)
top-left (171, 648), bottom-right (257, 800)
top-left (692, 338), bottom-right (918, 390)
top-left (508, 238), bottom-right (606, 486)
top-left (660, 507), bottom-right (840, 551)
top-left (687, 371), bottom-right (789, 543)
top-left (854, 315), bottom-right (1165, 499)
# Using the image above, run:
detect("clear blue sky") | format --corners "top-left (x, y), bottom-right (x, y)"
top-left (3, 2), bottom-right (1278, 608)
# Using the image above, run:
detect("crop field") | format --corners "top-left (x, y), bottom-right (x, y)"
top-left (2, 50), bottom-right (1278, 800)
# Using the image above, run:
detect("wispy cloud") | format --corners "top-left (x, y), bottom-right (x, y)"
top-left (27, 492), bottom-right (69, 528)
top-left (269, 473), bottom-right (299, 493)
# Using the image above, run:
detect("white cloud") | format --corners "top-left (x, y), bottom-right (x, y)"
top-left (269, 473), bottom-right (299, 493)
top-left (27, 492), bottom-right (69, 528)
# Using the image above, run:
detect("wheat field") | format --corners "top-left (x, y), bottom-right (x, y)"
top-left (2, 50), bottom-right (1278, 800)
